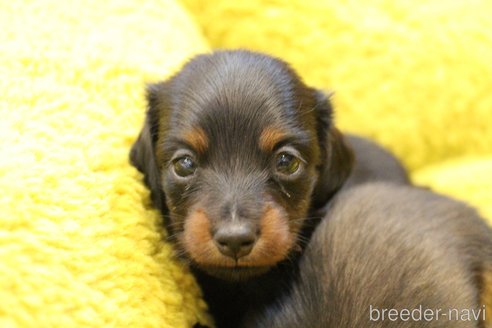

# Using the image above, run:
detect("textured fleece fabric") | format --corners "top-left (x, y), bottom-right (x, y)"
top-left (0, 0), bottom-right (211, 327)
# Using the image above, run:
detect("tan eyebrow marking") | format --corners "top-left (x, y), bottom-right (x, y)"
top-left (259, 126), bottom-right (287, 152)
top-left (183, 126), bottom-right (209, 154)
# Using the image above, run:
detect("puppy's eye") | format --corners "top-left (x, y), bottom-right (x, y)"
top-left (275, 152), bottom-right (300, 175)
top-left (173, 156), bottom-right (196, 178)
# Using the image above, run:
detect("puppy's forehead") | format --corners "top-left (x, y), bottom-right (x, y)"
top-left (170, 51), bottom-right (313, 151)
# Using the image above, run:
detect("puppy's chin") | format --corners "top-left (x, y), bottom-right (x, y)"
top-left (197, 265), bottom-right (272, 281)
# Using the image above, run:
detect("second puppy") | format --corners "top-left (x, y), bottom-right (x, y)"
top-left (250, 182), bottom-right (492, 328)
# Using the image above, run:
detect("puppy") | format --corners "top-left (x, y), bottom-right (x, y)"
top-left (131, 49), bottom-right (355, 326)
top-left (130, 50), bottom-right (407, 327)
top-left (250, 183), bottom-right (492, 328)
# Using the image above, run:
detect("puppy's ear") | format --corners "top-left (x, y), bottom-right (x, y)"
top-left (130, 82), bottom-right (167, 212)
top-left (311, 90), bottom-right (354, 208)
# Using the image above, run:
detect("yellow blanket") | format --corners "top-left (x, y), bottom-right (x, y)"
top-left (0, 0), bottom-right (210, 326)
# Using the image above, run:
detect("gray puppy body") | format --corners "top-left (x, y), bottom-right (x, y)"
top-left (344, 134), bottom-right (410, 188)
top-left (251, 183), bottom-right (492, 328)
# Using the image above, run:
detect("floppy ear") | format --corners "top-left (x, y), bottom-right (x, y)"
top-left (130, 83), bottom-right (167, 212)
top-left (311, 90), bottom-right (354, 208)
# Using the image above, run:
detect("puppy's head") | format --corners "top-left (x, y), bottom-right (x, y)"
top-left (130, 50), bottom-right (353, 280)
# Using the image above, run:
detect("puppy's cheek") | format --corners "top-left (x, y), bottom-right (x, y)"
top-left (246, 205), bottom-right (296, 266)
top-left (181, 210), bottom-right (213, 261)
top-left (180, 209), bottom-right (234, 267)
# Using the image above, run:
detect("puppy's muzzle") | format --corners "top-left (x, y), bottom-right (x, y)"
top-left (213, 222), bottom-right (257, 259)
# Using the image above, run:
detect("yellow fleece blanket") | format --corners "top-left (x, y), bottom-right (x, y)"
top-left (0, 0), bottom-right (211, 327)
top-left (181, 0), bottom-right (492, 221)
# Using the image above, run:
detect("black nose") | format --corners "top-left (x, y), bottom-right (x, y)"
top-left (214, 224), bottom-right (257, 259)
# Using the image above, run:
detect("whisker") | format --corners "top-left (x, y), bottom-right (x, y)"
top-left (290, 216), bottom-right (323, 222)
top-left (283, 251), bottom-right (299, 266)
top-left (165, 229), bottom-right (184, 241)
top-left (295, 236), bottom-right (311, 248)
top-left (172, 249), bottom-right (188, 259)
top-left (160, 212), bottom-right (188, 219)
top-left (164, 220), bottom-right (186, 228)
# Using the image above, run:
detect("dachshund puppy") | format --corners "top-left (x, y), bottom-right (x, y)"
top-left (250, 183), bottom-right (492, 328)
top-left (130, 50), bottom-right (407, 327)
top-left (130, 49), bottom-right (355, 327)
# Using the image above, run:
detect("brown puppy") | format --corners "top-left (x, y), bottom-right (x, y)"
top-left (130, 50), bottom-right (356, 327)
top-left (250, 183), bottom-right (492, 328)
top-left (129, 50), bottom-right (424, 327)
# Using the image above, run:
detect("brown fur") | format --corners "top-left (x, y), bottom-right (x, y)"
top-left (183, 127), bottom-right (209, 155)
top-left (182, 209), bottom-right (213, 263)
top-left (255, 204), bottom-right (297, 265)
top-left (258, 126), bottom-right (287, 152)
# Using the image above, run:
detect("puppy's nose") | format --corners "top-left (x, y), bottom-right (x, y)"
top-left (213, 224), bottom-right (257, 259)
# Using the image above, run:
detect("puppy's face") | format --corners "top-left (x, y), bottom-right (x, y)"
top-left (131, 51), bottom-right (352, 281)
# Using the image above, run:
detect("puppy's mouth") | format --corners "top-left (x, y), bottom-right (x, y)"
top-left (198, 265), bottom-right (272, 281)
top-left (179, 204), bottom-right (299, 280)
